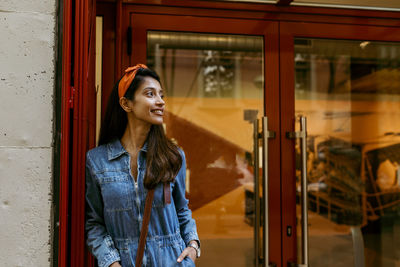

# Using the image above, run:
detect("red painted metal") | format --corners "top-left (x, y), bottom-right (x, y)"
top-left (277, 0), bottom-right (293, 6)
top-left (58, 0), bottom-right (98, 265)
top-left (121, 6), bottom-right (131, 71)
top-left (121, 3), bottom-right (400, 27)
top-left (122, 0), bottom-right (400, 21)
top-left (62, 1), bottom-right (400, 266)
top-left (279, 21), bottom-right (400, 266)
top-left (279, 25), bottom-right (297, 266)
top-left (97, 2), bottom-right (117, 119)
top-left (264, 20), bottom-right (281, 267)
top-left (59, 0), bottom-right (73, 265)
top-left (116, 0), bottom-right (123, 78)
top-left (69, 86), bottom-right (75, 108)
top-left (86, 1), bottom-right (97, 266)
top-left (68, 0), bottom-right (97, 265)
top-left (86, 2), bottom-right (97, 266)
top-left (69, 0), bottom-right (85, 264)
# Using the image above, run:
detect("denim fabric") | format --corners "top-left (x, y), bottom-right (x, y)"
top-left (85, 139), bottom-right (199, 267)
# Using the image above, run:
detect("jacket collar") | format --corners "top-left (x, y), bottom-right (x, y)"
top-left (107, 139), bottom-right (148, 160)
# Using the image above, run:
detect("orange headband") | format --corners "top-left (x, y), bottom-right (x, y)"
top-left (118, 64), bottom-right (148, 98)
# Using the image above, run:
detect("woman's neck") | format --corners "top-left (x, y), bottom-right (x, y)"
top-left (120, 119), bottom-right (150, 155)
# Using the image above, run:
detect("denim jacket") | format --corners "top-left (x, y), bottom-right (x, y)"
top-left (85, 139), bottom-right (199, 267)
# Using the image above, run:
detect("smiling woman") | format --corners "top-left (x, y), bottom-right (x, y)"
top-left (85, 64), bottom-right (200, 267)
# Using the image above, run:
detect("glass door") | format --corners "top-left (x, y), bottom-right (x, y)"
top-left (129, 13), bottom-right (280, 267)
top-left (148, 31), bottom-right (264, 267)
top-left (281, 22), bottom-right (400, 267)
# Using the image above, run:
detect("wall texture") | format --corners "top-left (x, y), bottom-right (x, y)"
top-left (0, 0), bottom-right (56, 265)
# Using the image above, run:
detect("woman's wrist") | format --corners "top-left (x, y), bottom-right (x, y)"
top-left (187, 240), bottom-right (201, 258)
top-left (187, 245), bottom-right (197, 254)
top-left (189, 240), bottom-right (199, 247)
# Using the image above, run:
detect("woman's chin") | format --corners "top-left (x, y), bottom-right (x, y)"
top-left (151, 119), bottom-right (164, 125)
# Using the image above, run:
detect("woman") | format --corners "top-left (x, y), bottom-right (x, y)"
top-left (85, 64), bottom-right (200, 267)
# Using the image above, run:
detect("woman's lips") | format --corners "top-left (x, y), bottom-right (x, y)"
top-left (151, 109), bottom-right (164, 115)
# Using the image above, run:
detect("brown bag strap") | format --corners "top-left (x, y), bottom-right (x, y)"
top-left (164, 182), bottom-right (171, 204)
top-left (135, 189), bottom-right (155, 267)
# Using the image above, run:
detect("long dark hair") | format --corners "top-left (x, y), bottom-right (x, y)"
top-left (98, 67), bottom-right (182, 189)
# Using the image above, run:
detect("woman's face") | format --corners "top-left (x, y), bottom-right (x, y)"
top-left (127, 76), bottom-right (165, 125)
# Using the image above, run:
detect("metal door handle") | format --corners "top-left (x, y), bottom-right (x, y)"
top-left (244, 111), bottom-right (276, 267)
top-left (262, 117), bottom-right (275, 267)
top-left (255, 118), bottom-right (261, 267)
top-left (287, 116), bottom-right (309, 267)
top-left (299, 116), bottom-right (309, 267)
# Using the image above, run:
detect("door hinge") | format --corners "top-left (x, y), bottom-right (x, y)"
top-left (69, 86), bottom-right (75, 109)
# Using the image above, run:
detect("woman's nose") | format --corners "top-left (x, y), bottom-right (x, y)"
top-left (156, 95), bottom-right (165, 106)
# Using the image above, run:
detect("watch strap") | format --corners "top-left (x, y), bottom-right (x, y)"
top-left (188, 242), bottom-right (200, 258)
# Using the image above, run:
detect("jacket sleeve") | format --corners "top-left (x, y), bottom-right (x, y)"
top-left (172, 150), bottom-right (200, 246)
top-left (85, 152), bottom-right (121, 267)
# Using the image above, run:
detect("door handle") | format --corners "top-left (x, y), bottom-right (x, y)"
top-left (244, 111), bottom-right (276, 267)
top-left (286, 116), bottom-right (309, 267)
top-left (262, 117), bottom-right (276, 267)
top-left (254, 118), bottom-right (261, 266)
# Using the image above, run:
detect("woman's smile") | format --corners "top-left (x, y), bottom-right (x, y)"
top-left (151, 108), bottom-right (164, 116)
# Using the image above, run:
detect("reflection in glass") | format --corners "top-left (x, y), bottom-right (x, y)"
top-left (295, 38), bottom-right (400, 267)
top-left (148, 31), bottom-right (264, 266)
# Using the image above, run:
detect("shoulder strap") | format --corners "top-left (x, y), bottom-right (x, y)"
top-left (164, 182), bottom-right (171, 204)
top-left (135, 189), bottom-right (155, 267)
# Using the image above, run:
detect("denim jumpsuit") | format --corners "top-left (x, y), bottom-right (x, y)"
top-left (85, 139), bottom-right (199, 267)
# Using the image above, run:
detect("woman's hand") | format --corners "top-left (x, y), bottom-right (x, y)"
top-left (109, 262), bottom-right (122, 267)
top-left (177, 246), bottom-right (196, 263)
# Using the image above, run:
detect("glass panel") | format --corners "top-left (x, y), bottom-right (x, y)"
top-left (147, 31), bottom-right (264, 266)
top-left (295, 38), bottom-right (400, 267)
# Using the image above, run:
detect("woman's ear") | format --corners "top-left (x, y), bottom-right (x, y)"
top-left (119, 97), bottom-right (132, 112)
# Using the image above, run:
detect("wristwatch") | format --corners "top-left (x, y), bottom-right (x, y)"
top-left (188, 241), bottom-right (201, 258)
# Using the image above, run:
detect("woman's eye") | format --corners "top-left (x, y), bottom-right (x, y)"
top-left (160, 95), bottom-right (164, 99)
top-left (146, 91), bottom-right (154, 97)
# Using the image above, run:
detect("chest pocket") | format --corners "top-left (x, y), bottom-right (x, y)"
top-left (98, 173), bottom-right (134, 212)
top-left (151, 183), bottom-right (166, 208)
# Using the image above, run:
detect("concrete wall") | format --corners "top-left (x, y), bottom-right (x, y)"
top-left (0, 0), bottom-right (56, 266)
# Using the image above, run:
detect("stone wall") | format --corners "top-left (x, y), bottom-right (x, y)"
top-left (0, 0), bottom-right (56, 265)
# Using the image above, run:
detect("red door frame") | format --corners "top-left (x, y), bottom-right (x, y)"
top-left (59, 0), bottom-right (96, 266)
top-left (116, 0), bottom-right (400, 27)
top-left (279, 22), bottom-right (400, 266)
top-left (59, 0), bottom-right (73, 265)
top-left (97, 1), bottom-right (117, 120)
top-left (60, 0), bottom-right (400, 266)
